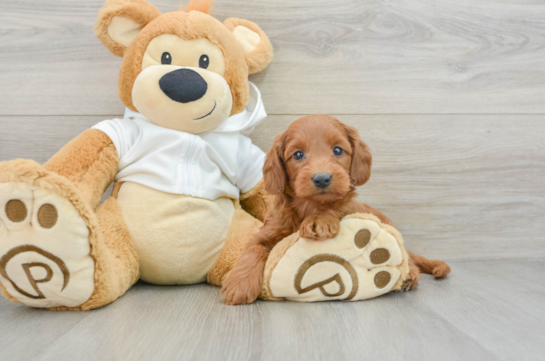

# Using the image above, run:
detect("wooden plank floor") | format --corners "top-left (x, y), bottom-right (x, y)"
top-left (0, 260), bottom-right (543, 361)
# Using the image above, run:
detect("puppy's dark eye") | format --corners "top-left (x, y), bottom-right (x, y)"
top-left (293, 150), bottom-right (305, 161)
top-left (333, 146), bottom-right (344, 156)
top-left (199, 54), bottom-right (209, 69)
top-left (161, 52), bottom-right (172, 65)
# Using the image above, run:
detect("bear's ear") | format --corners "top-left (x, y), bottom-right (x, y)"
top-left (94, 0), bottom-right (162, 57)
top-left (223, 18), bottom-right (273, 74)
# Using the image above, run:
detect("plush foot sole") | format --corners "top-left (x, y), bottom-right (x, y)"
top-left (262, 214), bottom-right (410, 302)
top-left (0, 179), bottom-right (95, 308)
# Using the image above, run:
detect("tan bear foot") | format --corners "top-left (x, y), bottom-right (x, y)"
top-left (0, 166), bottom-right (96, 308)
top-left (260, 213), bottom-right (411, 302)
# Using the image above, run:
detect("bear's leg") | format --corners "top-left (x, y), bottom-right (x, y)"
top-left (260, 213), bottom-right (412, 302)
top-left (207, 203), bottom-right (262, 286)
top-left (0, 160), bottom-right (138, 310)
top-left (68, 195), bottom-right (139, 310)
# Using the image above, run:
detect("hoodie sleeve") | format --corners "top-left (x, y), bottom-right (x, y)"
top-left (236, 135), bottom-right (266, 194)
top-left (91, 118), bottom-right (140, 161)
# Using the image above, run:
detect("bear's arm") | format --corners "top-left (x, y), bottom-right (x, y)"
top-left (239, 179), bottom-right (274, 222)
top-left (44, 129), bottom-right (119, 210)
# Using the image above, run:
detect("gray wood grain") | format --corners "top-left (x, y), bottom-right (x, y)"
top-left (1, 0), bottom-right (545, 115)
top-left (2, 114), bottom-right (543, 261)
top-left (0, 260), bottom-right (543, 361)
top-left (419, 259), bottom-right (545, 361)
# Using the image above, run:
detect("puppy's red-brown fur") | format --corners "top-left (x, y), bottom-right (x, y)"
top-left (222, 115), bottom-right (450, 305)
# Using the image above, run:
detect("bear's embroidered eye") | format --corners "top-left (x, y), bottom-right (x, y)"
top-left (333, 147), bottom-right (344, 156)
top-left (293, 151), bottom-right (305, 161)
top-left (199, 54), bottom-right (209, 69)
top-left (161, 52), bottom-right (172, 65)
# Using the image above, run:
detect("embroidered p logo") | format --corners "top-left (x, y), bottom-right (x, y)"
top-left (294, 254), bottom-right (359, 300)
top-left (0, 245), bottom-right (70, 299)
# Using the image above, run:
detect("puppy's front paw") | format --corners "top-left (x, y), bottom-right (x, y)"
top-left (222, 268), bottom-right (263, 305)
top-left (300, 215), bottom-right (340, 241)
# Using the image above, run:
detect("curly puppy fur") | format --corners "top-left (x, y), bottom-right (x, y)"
top-left (222, 115), bottom-right (451, 305)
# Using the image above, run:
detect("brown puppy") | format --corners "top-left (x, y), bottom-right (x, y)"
top-left (222, 115), bottom-right (450, 305)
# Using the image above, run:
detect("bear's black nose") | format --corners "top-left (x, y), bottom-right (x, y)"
top-left (159, 68), bottom-right (208, 103)
top-left (312, 172), bottom-right (332, 189)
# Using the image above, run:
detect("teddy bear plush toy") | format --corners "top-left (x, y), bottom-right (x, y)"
top-left (0, 0), bottom-right (411, 310)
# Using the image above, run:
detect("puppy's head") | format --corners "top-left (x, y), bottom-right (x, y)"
top-left (264, 115), bottom-right (372, 202)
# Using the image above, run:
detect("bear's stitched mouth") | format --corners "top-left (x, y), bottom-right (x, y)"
top-left (194, 101), bottom-right (216, 120)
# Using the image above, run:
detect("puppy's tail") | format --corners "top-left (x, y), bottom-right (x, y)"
top-left (407, 250), bottom-right (451, 278)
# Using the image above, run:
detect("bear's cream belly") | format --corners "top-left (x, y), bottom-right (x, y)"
top-left (116, 182), bottom-right (235, 285)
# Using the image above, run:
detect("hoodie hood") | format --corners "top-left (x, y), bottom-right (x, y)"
top-left (123, 82), bottom-right (266, 136)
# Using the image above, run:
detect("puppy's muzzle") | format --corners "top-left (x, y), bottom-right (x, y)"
top-left (159, 68), bottom-right (208, 103)
top-left (312, 172), bottom-right (332, 189)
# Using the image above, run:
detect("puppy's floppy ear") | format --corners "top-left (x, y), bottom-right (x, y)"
top-left (223, 18), bottom-right (274, 74)
top-left (344, 125), bottom-right (372, 186)
top-left (94, 0), bottom-right (162, 57)
top-left (263, 134), bottom-right (287, 195)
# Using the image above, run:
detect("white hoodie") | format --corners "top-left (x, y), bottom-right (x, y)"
top-left (92, 82), bottom-right (266, 200)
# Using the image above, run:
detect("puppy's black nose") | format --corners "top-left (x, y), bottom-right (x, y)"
top-left (312, 172), bottom-right (332, 189)
top-left (159, 68), bottom-right (208, 103)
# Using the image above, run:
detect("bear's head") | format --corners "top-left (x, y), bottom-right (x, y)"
top-left (94, 0), bottom-right (273, 133)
